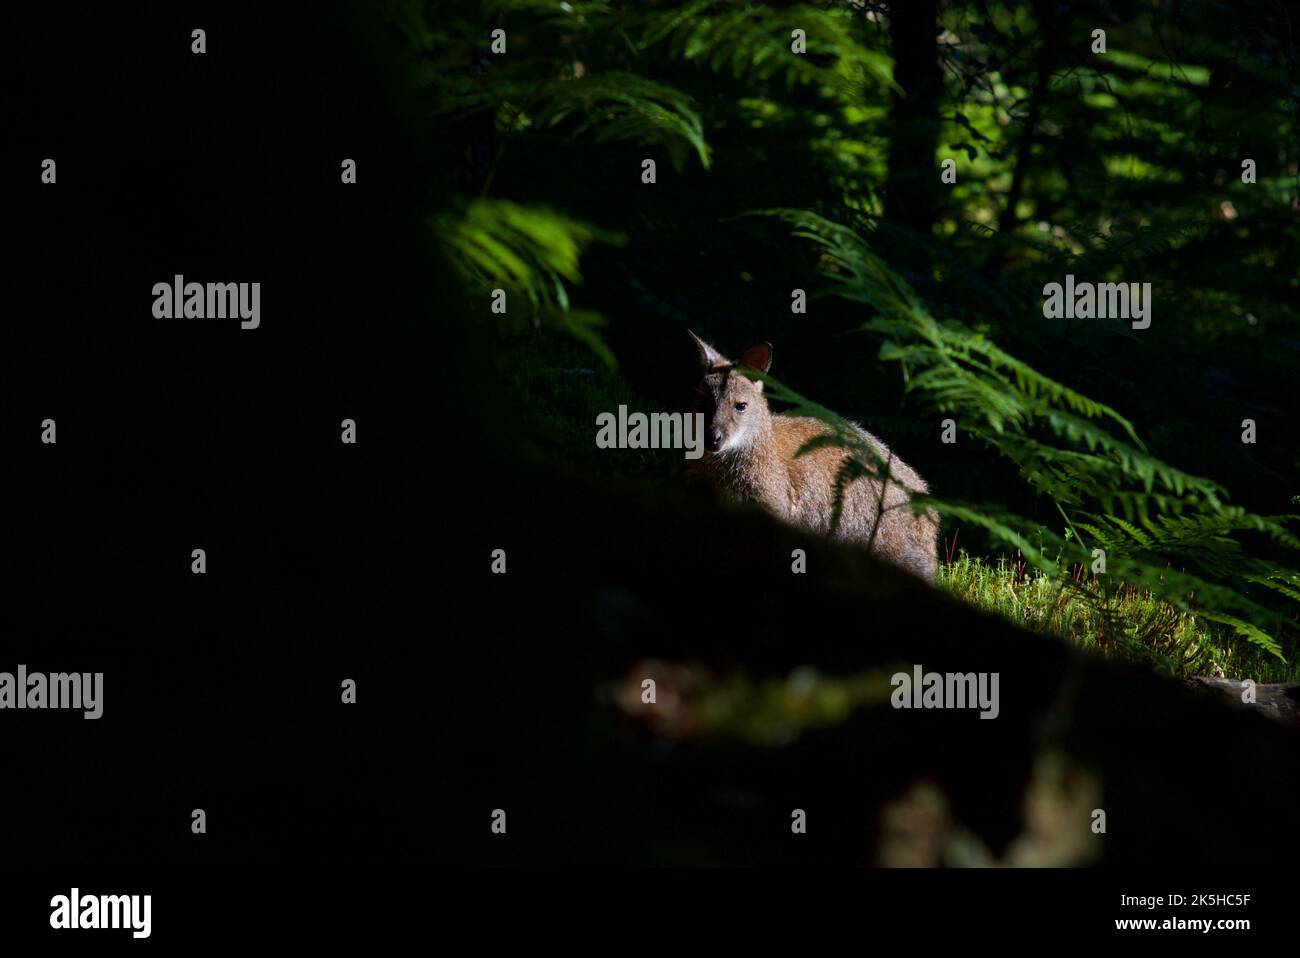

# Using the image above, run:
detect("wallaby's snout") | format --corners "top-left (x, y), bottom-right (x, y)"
top-left (696, 381), bottom-right (742, 452)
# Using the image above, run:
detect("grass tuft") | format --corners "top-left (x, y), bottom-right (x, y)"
top-left (938, 550), bottom-right (1298, 683)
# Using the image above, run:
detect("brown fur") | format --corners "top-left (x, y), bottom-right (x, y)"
top-left (688, 331), bottom-right (939, 582)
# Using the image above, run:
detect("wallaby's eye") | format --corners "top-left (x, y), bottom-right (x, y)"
top-left (734, 402), bottom-right (748, 412)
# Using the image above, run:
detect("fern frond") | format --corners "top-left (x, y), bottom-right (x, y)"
top-left (534, 71), bottom-right (711, 171)
top-left (641, 1), bottom-right (896, 95)
top-left (437, 199), bottom-right (625, 364)
top-left (756, 207), bottom-right (1300, 663)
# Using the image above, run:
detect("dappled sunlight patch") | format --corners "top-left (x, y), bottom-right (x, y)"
top-left (877, 752), bottom-right (1104, 867)
top-left (613, 660), bottom-right (897, 745)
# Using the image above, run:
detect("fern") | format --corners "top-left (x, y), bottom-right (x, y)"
top-left (757, 208), bottom-right (1300, 661)
top-left (533, 71), bottom-right (711, 171)
top-left (438, 198), bottom-right (625, 363)
top-left (640, 1), bottom-right (895, 95)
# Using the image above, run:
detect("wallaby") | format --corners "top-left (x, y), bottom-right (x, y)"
top-left (688, 330), bottom-right (939, 582)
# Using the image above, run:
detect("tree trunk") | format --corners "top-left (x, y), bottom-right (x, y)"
top-left (883, 0), bottom-right (944, 241)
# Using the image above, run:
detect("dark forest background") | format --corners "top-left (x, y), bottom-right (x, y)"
top-left (424, 0), bottom-right (1300, 681)
top-left (0, 0), bottom-right (1298, 877)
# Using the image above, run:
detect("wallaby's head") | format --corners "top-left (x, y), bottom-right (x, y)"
top-left (688, 330), bottom-right (773, 453)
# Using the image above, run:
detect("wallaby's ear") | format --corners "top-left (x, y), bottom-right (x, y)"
top-left (688, 329), bottom-right (728, 370)
top-left (738, 342), bottom-right (773, 375)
